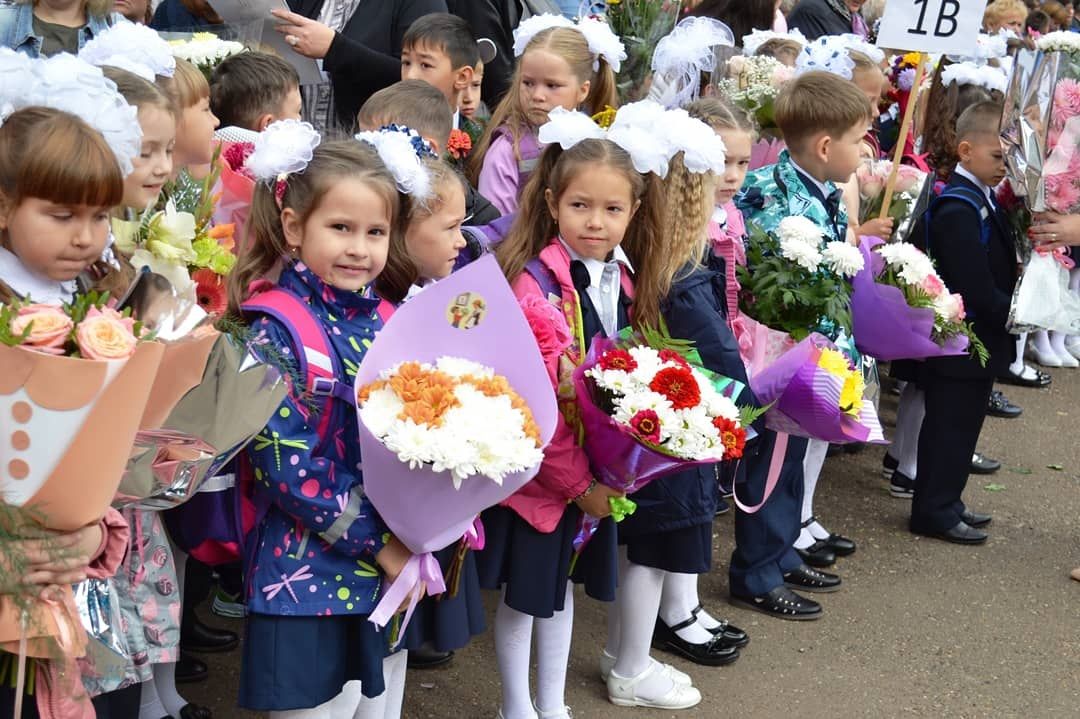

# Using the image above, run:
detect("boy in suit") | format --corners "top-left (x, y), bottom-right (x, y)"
top-left (730, 71), bottom-right (871, 619)
top-left (912, 102), bottom-right (1017, 545)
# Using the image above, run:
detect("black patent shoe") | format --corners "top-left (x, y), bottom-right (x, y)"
top-left (652, 618), bottom-right (740, 666)
top-left (970, 452), bottom-right (1001, 475)
top-left (177, 704), bottom-right (213, 719)
top-left (796, 540), bottom-right (836, 568)
top-left (960, 509), bottom-right (992, 528)
top-left (824, 532), bottom-right (856, 557)
top-left (690, 604), bottom-right (749, 648)
top-left (783, 564), bottom-right (842, 593)
top-left (987, 390), bottom-right (1023, 419)
top-left (729, 586), bottom-right (822, 621)
top-left (912, 520), bottom-right (988, 545)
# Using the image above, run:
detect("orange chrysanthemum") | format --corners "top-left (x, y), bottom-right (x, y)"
top-left (357, 379), bottom-right (387, 404)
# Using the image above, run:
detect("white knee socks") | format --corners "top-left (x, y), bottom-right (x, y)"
top-left (1010, 333), bottom-right (1029, 376)
top-left (893, 383), bottom-right (925, 479)
top-left (534, 586), bottom-right (574, 717)
top-left (494, 595), bottom-right (537, 719)
top-left (796, 439), bottom-right (830, 548)
top-left (609, 561), bottom-right (679, 700)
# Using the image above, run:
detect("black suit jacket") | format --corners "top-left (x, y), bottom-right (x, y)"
top-left (786, 0), bottom-right (856, 40)
top-left (923, 174), bottom-right (1018, 379)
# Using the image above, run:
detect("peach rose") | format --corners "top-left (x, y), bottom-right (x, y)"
top-left (10, 304), bottom-right (74, 355)
top-left (920, 273), bottom-right (946, 298)
top-left (75, 306), bottom-right (138, 360)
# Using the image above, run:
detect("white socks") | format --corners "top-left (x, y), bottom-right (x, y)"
top-left (152, 662), bottom-right (187, 719)
top-left (893, 384), bottom-right (925, 479)
top-left (658, 572), bottom-right (714, 644)
top-left (494, 586), bottom-right (574, 719)
top-left (796, 439), bottom-right (830, 549)
top-left (1010, 333), bottom-right (1037, 377)
top-left (139, 680), bottom-right (168, 719)
top-left (353, 652), bottom-right (408, 719)
top-left (268, 681), bottom-right (363, 719)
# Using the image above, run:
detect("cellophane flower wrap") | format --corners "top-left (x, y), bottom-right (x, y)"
top-left (213, 141), bottom-right (257, 252)
top-left (850, 237), bottom-right (986, 362)
top-left (856, 159), bottom-right (928, 239)
top-left (353, 256), bottom-right (557, 636)
top-left (605, 0), bottom-right (683, 103)
top-left (0, 294), bottom-right (164, 658)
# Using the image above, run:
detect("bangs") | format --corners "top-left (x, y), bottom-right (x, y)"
top-left (169, 59), bottom-right (211, 108)
top-left (19, 129), bottom-right (123, 208)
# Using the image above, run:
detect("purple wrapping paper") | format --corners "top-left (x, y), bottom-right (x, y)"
top-left (354, 255), bottom-right (558, 555)
top-left (851, 238), bottom-right (969, 361)
top-left (752, 333), bottom-right (885, 445)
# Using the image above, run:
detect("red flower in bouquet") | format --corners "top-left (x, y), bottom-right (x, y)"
top-left (193, 268), bottom-right (227, 315)
top-left (658, 349), bottom-right (689, 368)
top-left (447, 129), bottom-right (472, 160)
top-left (649, 366), bottom-right (700, 410)
top-left (629, 409), bottom-right (662, 444)
top-left (599, 348), bottom-right (637, 372)
top-left (223, 141), bottom-right (255, 179)
top-left (713, 416), bottom-right (746, 460)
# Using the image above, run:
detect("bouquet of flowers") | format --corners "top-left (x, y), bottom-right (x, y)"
top-left (354, 256), bottom-right (557, 637)
top-left (717, 54), bottom-right (793, 168)
top-left (605, 0), bottom-right (683, 103)
top-left (738, 216), bottom-right (864, 341)
top-left (168, 32), bottom-right (245, 80)
top-left (445, 128), bottom-right (473, 171)
top-left (856, 159), bottom-right (928, 237)
top-left (850, 237), bottom-right (986, 362)
top-left (214, 140), bottom-right (257, 250)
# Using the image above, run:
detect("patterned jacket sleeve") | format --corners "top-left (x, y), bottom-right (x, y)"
top-left (249, 317), bottom-right (389, 559)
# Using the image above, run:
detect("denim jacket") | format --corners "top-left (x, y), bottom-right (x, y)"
top-left (0, 2), bottom-right (121, 57)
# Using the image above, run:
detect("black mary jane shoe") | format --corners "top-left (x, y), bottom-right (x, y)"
top-left (997, 366), bottom-right (1051, 388)
top-left (729, 586), bottom-right (822, 621)
top-left (796, 540), bottom-right (836, 568)
top-left (783, 564), bottom-right (842, 593)
top-left (801, 516), bottom-right (856, 558)
top-left (652, 618), bottom-right (740, 666)
top-left (690, 604), bottom-right (749, 648)
top-left (986, 390), bottom-right (1023, 419)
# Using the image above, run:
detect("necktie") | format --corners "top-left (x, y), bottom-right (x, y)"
top-left (570, 260), bottom-right (591, 294)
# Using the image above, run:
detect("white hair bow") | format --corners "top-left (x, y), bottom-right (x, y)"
top-left (79, 22), bottom-right (177, 81)
top-left (651, 16), bottom-right (735, 109)
top-left (513, 13), bottom-right (626, 72)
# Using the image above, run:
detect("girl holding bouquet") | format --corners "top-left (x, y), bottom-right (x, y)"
top-left (485, 128), bottom-right (665, 718)
top-left (468, 16), bottom-right (623, 215)
top-left (228, 131), bottom-right (417, 718)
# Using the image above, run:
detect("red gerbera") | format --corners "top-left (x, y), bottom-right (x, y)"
top-left (713, 416), bottom-right (746, 460)
top-left (629, 409), bottom-right (662, 444)
top-left (598, 348), bottom-right (637, 372)
top-left (193, 269), bottom-right (227, 316)
top-left (658, 349), bottom-right (689, 368)
top-left (649, 366), bottom-right (700, 409)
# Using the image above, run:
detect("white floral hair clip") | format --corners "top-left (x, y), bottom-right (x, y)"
top-left (513, 13), bottom-right (626, 72)
top-left (0, 49), bottom-right (143, 176)
top-left (652, 16), bottom-right (735, 109)
top-left (78, 22), bottom-right (176, 81)
top-left (742, 27), bottom-right (807, 57)
top-left (795, 36), bottom-right (857, 79)
top-left (355, 126), bottom-right (433, 201)
top-left (246, 119), bottom-right (321, 206)
top-left (941, 61), bottom-right (1007, 94)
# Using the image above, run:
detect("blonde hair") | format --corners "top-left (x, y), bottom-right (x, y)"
top-left (103, 66), bottom-right (177, 117)
top-left (228, 141), bottom-right (400, 315)
top-left (983, 0), bottom-right (1028, 30)
top-left (686, 96), bottom-right (756, 136)
top-left (161, 58), bottom-right (211, 110)
top-left (495, 138), bottom-right (667, 330)
top-left (775, 71), bottom-right (872, 151)
top-left (468, 27), bottom-right (618, 185)
top-left (755, 38), bottom-right (802, 66)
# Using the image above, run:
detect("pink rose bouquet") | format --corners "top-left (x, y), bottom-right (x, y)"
top-left (856, 159), bottom-right (927, 238)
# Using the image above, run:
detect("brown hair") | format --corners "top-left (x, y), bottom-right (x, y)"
top-left (686, 96), bottom-right (756, 135)
top-left (19, 0), bottom-right (112, 17)
top-left (103, 66), bottom-right (177, 117)
top-left (357, 80), bottom-right (454, 150)
top-left (921, 59), bottom-right (999, 179)
top-left (161, 58), bottom-right (211, 110)
top-left (755, 38), bottom-right (802, 66)
top-left (468, 27), bottom-right (618, 185)
top-left (211, 52), bottom-right (300, 131)
top-left (1041, 1), bottom-right (1071, 27)
top-left (775, 71), bottom-right (872, 151)
top-left (227, 141), bottom-right (401, 314)
top-left (495, 139), bottom-right (666, 329)
top-left (956, 100), bottom-right (1004, 142)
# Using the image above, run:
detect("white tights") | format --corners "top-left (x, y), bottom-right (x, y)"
top-left (795, 438), bottom-right (831, 549)
top-left (494, 586), bottom-right (574, 719)
top-left (891, 383), bottom-right (926, 479)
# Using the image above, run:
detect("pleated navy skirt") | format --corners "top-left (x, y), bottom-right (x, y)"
top-left (401, 543), bottom-right (485, 652)
top-left (239, 612), bottom-right (386, 710)
top-left (624, 523), bottom-right (714, 574)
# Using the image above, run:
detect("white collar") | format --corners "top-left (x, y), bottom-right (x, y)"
top-left (0, 247), bottom-right (76, 305)
top-left (403, 278), bottom-right (434, 302)
top-left (558, 237), bottom-right (633, 288)
top-left (712, 205), bottom-right (728, 226)
top-left (953, 165), bottom-right (994, 203)
top-left (788, 156), bottom-right (832, 200)
top-left (452, 109), bottom-right (461, 130)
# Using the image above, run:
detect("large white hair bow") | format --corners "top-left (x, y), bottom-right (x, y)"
top-left (247, 119), bottom-right (321, 184)
top-left (355, 126), bottom-right (434, 200)
top-left (78, 22), bottom-right (176, 81)
top-left (795, 36), bottom-right (857, 79)
top-left (661, 109), bottom-right (727, 175)
top-left (651, 16), bottom-right (735, 109)
top-left (513, 13), bottom-right (626, 72)
top-left (941, 61), bottom-right (1008, 94)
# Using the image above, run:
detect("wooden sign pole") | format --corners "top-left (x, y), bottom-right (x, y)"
top-left (879, 54), bottom-right (927, 220)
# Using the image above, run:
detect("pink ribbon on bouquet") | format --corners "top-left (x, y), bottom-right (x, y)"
top-left (731, 431), bottom-right (789, 514)
top-left (463, 517), bottom-right (486, 551)
top-left (368, 552), bottom-right (447, 647)
top-left (1036, 245), bottom-right (1076, 270)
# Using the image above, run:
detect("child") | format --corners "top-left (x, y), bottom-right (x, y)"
top-left (227, 134), bottom-right (416, 717)
top-left (0, 106), bottom-right (134, 719)
top-left (103, 68), bottom-right (177, 213)
top-left (460, 57), bottom-right (487, 123)
top-left (468, 18), bottom-right (622, 215)
top-left (357, 80), bottom-right (502, 226)
top-left (912, 101), bottom-right (1016, 546)
top-left (484, 131), bottom-right (665, 719)
top-left (732, 71), bottom-right (871, 619)
top-left (400, 13), bottom-right (488, 125)
top-left (210, 51), bottom-right (302, 136)
top-left (162, 58), bottom-right (220, 179)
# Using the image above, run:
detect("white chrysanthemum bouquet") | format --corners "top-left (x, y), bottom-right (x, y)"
top-left (168, 33), bottom-right (245, 79)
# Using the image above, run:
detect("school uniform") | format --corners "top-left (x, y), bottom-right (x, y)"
top-left (911, 169), bottom-right (1018, 535)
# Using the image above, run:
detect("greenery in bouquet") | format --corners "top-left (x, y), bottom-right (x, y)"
top-left (0, 292), bottom-right (151, 359)
top-left (855, 159), bottom-right (927, 234)
top-left (738, 217), bottom-right (863, 340)
top-left (605, 0), bottom-right (682, 103)
top-left (716, 54), bottom-right (793, 135)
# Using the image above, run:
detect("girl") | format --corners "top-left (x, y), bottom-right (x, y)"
top-left (484, 133), bottom-right (665, 719)
top-left (104, 68), bottom-right (177, 213)
top-left (0, 0), bottom-right (121, 57)
top-left (0, 106), bottom-right (133, 719)
top-left (228, 135), bottom-right (416, 719)
top-left (161, 58), bottom-right (220, 181)
top-left (605, 107), bottom-right (745, 710)
top-left (468, 19), bottom-right (621, 215)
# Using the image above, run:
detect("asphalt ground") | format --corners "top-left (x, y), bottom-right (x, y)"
top-left (185, 368), bottom-right (1080, 719)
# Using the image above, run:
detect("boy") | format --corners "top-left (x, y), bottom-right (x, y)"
top-left (210, 51), bottom-right (301, 141)
top-left (911, 102), bottom-right (1016, 546)
top-left (400, 13), bottom-right (496, 130)
top-left (358, 80), bottom-right (501, 226)
top-left (729, 71), bottom-right (872, 621)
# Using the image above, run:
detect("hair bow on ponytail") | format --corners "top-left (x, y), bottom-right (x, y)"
top-left (355, 124), bottom-right (434, 200)
top-left (246, 119), bottom-right (322, 207)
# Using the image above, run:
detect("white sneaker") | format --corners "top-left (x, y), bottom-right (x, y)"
top-left (532, 700), bottom-right (572, 718)
top-left (607, 661), bottom-right (702, 709)
top-left (598, 650), bottom-right (691, 686)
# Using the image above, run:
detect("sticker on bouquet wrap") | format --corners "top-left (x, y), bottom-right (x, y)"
top-left (446, 292), bottom-right (488, 329)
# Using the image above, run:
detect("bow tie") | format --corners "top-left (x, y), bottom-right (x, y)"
top-left (823, 188), bottom-right (843, 220)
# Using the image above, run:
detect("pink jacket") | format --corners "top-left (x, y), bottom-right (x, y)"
top-left (505, 240), bottom-right (634, 533)
top-left (708, 201), bottom-right (747, 322)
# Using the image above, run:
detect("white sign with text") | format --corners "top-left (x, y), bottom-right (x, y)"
top-left (876, 0), bottom-right (987, 55)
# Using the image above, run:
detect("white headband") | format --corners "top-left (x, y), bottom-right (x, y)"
top-left (941, 61), bottom-right (1007, 94)
top-left (742, 28), bottom-right (807, 57)
top-left (651, 16), bottom-right (735, 109)
top-left (513, 13), bottom-right (626, 73)
top-left (78, 22), bottom-right (176, 81)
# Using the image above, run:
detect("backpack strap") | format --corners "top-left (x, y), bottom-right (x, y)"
top-left (524, 258), bottom-right (562, 301)
top-left (375, 298), bottom-right (395, 324)
top-left (926, 186), bottom-right (991, 254)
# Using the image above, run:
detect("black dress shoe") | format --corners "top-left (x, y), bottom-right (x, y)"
top-left (823, 532), bottom-right (856, 557)
top-left (987, 390), bottom-right (1023, 419)
top-left (912, 520), bottom-right (988, 545)
top-left (178, 704), bottom-right (213, 719)
top-left (997, 366), bottom-right (1052, 387)
top-left (882, 452), bottom-right (898, 480)
top-left (690, 604), bottom-right (749, 648)
top-left (407, 648), bottom-right (454, 669)
top-left (970, 452), bottom-right (1001, 475)
top-left (729, 586), bottom-right (822, 621)
top-left (783, 564), bottom-right (842, 593)
top-left (801, 515), bottom-right (855, 557)
top-left (961, 509), bottom-right (992, 528)
top-left (796, 540), bottom-right (836, 568)
top-left (652, 618), bottom-right (740, 666)
top-left (181, 616), bottom-right (239, 653)
top-left (175, 652), bottom-right (208, 684)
